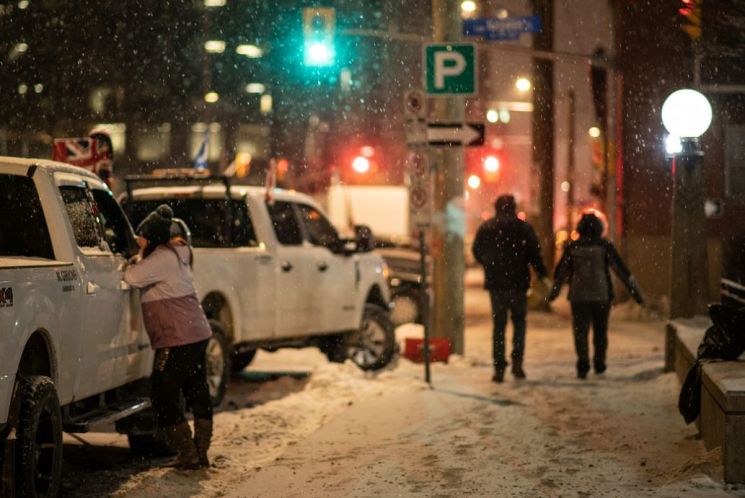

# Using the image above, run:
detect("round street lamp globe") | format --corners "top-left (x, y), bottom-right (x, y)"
top-left (661, 89), bottom-right (712, 138)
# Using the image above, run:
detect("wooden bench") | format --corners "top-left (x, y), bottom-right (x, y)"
top-left (669, 318), bottom-right (745, 483)
top-left (701, 361), bottom-right (745, 483)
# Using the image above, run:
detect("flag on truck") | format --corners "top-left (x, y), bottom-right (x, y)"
top-left (52, 136), bottom-right (113, 184)
top-left (194, 133), bottom-right (209, 169)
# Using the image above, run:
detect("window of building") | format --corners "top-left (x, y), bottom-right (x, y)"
top-left (135, 123), bottom-right (171, 162)
top-left (191, 122), bottom-right (223, 163)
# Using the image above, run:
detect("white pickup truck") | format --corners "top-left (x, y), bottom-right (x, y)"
top-left (123, 174), bottom-right (396, 384)
top-left (0, 157), bottom-right (162, 497)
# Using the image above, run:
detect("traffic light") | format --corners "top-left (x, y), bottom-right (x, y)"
top-left (466, 148), bottom-right (504, 183)
top-left (679, 0), bottom-right (702, 41)
top-left (303, 7), bottom-right (335, 67)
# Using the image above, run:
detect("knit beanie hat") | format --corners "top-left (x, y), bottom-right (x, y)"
top-left (136, 204), bottom-right (174, 246)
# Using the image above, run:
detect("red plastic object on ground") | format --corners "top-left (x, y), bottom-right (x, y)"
top-left (404, 338), bottom-right (451, 363)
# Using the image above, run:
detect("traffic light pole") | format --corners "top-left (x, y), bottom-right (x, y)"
top-left (430, 0), bottom-right (465, 355)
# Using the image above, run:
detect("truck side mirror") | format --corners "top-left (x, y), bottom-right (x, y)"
top-left (354, 225), bottom-right (374, 253)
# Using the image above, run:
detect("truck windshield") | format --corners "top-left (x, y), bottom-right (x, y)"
top-left (126, 198), bottom-right (258, 248)
top-left (0, 174), bottom-right (54, 259)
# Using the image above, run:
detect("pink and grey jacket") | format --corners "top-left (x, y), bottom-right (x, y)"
top-left (124, 242), bottom-right (212, 349)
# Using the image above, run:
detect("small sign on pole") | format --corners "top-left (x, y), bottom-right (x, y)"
top-left (463, 15), bottom-right (541, 41)
top-left (406, 150), bottom-right (432, 230)
top-left (427, 122), bottom-right (485, 147)
top-left (424, 43), bottom-right (477, 96)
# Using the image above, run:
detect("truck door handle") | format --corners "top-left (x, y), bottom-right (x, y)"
top-left (281, 261), bottom-right (293, 272)
top-left (317, 262), bottom-right (328, 272)
top-left (256, 254), bottom-right (273, 264)
top-left (86, 282), bottom-right (99, 295)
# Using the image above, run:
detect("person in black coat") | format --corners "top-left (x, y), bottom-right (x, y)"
top-left (548, 212), bottom-right (644, 378)
top-left (472, 194), bottom-right (549, 382)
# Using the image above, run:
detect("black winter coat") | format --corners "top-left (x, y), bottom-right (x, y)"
top-left (472, 215), bottom-right (547, 292)
top-left (551, 237), bottom-right (642, 303)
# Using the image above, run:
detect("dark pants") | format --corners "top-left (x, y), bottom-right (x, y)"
top-left (570, 301), bottom-right (611, 374)
top-left (151, 339), bottom-right (213, 427)
top-left (489, 290), bottom-right (527, 371)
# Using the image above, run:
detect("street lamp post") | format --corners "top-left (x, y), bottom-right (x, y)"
top-left (661, 89), bottom-right (713, 319)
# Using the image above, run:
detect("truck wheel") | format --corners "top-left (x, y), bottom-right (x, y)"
top-left (231, 350), bottom-right (257, 374)
top-left (206, 320), bottom-right (231, 407)
top-left (15, 375), bottom-right (63, 498)
top-left (347, 305), bottom-right (396, 371)
top-left (390, 289), bottom-right (422, 326)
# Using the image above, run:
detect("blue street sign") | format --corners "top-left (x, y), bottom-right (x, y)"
top-left (463, 16), bottom-right (541, 41)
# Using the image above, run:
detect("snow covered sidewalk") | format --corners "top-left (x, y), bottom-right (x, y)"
top-left (60, 285), bottom-right (745, 497)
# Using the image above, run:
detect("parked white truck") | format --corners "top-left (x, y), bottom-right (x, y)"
top-left (123, 173), bottom-right (396, 383)
top-left (0, 157), bottom-right (158, 497)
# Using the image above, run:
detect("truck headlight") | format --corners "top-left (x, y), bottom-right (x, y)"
top-left (379, 262), bottom-right (390, 281)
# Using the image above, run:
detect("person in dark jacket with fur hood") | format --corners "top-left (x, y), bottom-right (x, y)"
top-left (472, 194), bottom-right (549, 383)
top-left (548, 211), bottom-right (644, 379)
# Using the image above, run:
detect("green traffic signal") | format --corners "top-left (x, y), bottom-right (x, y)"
top-left (303, 7), bottom-right (335, 67)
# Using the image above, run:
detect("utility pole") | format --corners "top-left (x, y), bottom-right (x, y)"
top-left (531, 0), bottom-right (555, 268)
top-left (430, 0), bottom-right (465, 355)
top-left (567, 89), bottom-right (576, 231)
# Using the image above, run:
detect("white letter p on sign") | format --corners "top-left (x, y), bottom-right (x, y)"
top-left (434, 51), bottom-right (466, 89)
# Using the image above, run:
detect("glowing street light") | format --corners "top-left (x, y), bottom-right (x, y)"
top-left (515, 77), bottom-right (531, 93)
top-left (236, 44), bottom-right (263, 58)
top-left (661, 88), bottom-right (713, 318)
top-left (588, 126), bottom-right (601, 138)
top-left (204, 92), bottom-right (219, 103)
top-left (461, 1), bottom-right (477, 16)
top-left (204, 40), bottom-right (226, 54)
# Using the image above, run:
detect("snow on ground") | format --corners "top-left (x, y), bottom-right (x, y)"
top-left (60, 274), bottom-right (745, 497)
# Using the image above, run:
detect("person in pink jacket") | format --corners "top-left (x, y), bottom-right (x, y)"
top-left (124, 204), bottom-right (213, 470)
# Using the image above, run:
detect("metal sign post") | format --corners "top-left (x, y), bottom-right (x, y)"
top-left (404, 88), bottom-right (433, 384)
top-left (419, 229), bottom-right (431, 384)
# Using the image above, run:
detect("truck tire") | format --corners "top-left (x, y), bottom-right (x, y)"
top-left (206, 320), bottom-right (231, 407)
top-left (15, 375), bottom-right (63, 498)
top-left (347, 304), bottom-right (396, 371)
top-left (390, 288), bottom-right (422, 326)
top-left (231, 350), bottom-right (256, 374)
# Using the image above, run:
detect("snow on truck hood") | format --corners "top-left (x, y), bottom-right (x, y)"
top-left (0, 257), bottom-right (72, 269)
top-left (128, 185), bottom-right (316, 204)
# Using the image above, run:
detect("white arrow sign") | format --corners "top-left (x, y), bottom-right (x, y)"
top-left (427, 122), bottom-right (485, 147)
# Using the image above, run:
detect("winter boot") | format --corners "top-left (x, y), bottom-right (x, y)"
top-left (164, 422), bottom-right (201, 470)
top-left (193, 418), bottom-right (213, 468)
top-left (492, 368), bottom-right (505, 383)
top-left (511, 360), bottom-right (526, 380)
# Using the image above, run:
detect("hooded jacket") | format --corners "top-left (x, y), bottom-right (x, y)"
top-left (124, 241), bottom-right (211, 349)
top-left (551, 236), bottom-right (642, 304)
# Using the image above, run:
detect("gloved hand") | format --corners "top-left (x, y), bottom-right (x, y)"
top-left (628, 276), bottom-right (645, 305)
